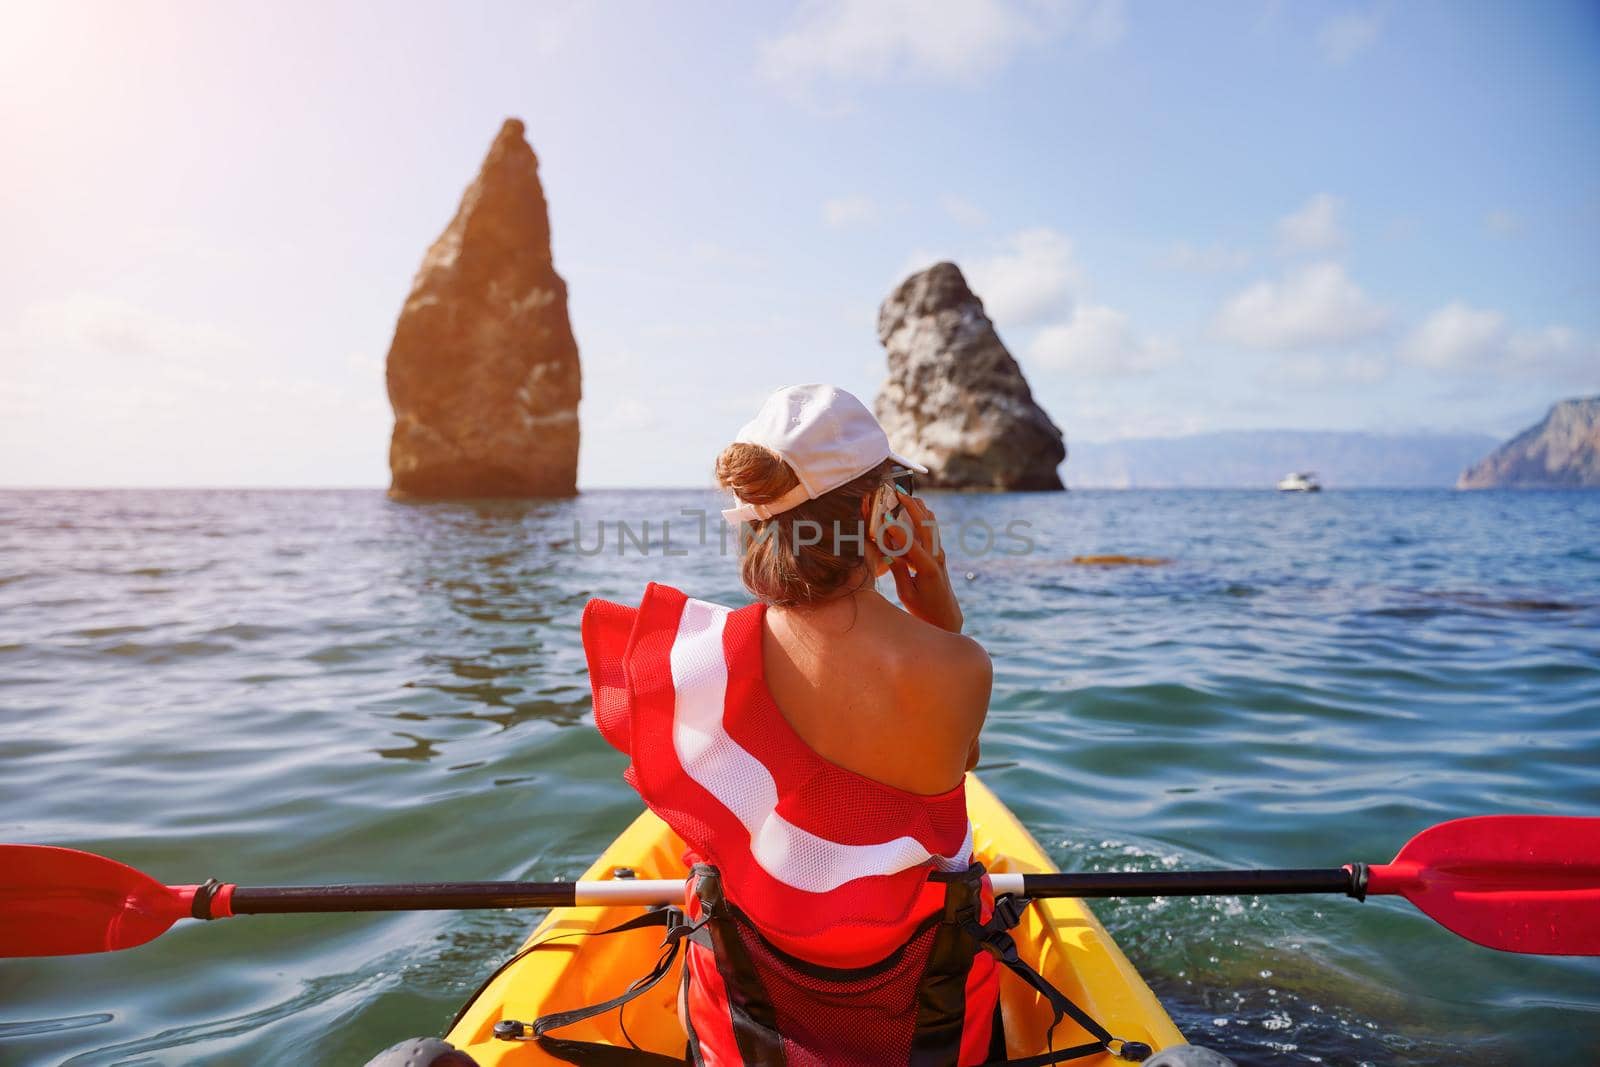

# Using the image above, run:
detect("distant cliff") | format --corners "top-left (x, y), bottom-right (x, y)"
top-left (1457, 397), bottom-right (1600, 489)
top-left (386, 119), bottom-right (581, 499)
top-left (1068, 431), bottom-right (1498, 488)
top-left (875, 262), bottom-right (1065, 490)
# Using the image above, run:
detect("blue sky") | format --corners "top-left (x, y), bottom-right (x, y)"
top-left (2, 0), bottom-right (1596, 487)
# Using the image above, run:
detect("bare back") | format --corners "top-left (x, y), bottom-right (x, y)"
top-left (760, 588), bottom-right (992, 796)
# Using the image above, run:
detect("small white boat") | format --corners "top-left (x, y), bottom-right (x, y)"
top-left (1277, 471), bottom-right (1322, 492)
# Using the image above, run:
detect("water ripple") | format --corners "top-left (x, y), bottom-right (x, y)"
top-left (0, 488), bottom-right (1596, 1065)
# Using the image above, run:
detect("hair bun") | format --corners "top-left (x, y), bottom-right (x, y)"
top-left (715, 442), bottom-right (799, 505)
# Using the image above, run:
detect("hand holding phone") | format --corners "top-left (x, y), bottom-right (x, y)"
top-left (876, 492), bottom-right (963, 634)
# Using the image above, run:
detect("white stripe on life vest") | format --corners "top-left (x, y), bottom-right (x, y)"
top-left (668, 596), bottom-right (973, 894)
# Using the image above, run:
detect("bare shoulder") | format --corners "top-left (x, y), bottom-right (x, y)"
top-left (900, 624), bottom-right (992, 729)
top-left (928, 627), bottom-right (991, 678)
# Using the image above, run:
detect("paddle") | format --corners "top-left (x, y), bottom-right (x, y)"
top-left (4, 814), bottom-right (1596, 959)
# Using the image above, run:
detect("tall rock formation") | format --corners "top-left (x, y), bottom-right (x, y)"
top-left (875, 262), bottom-right (1065, 490)
top-left (386, 119), bottom-right (580, 498)
top-left (1457, 396), bottom-right (1600, 489)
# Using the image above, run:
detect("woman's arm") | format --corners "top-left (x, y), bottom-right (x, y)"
top-left (919, 632), bottom-right (991, 780)
top-left (960, 641), bottom-right (992, 772)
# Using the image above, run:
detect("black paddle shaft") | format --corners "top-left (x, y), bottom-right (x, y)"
top-left (229, 881), bottom-right (580, 914)
top-left (220, 867), bottom-right (1363, 917)
top-left (1023, 866), bottom-right (1363, 899)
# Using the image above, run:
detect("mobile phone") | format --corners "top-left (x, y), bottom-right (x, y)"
top-left (887, 465), bottom-right (916, 497)
top-left (883, 466), bottom-right (915, 525)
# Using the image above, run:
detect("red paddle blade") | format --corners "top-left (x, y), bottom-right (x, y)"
top-left (0, 845), bottom-right (191, 957)
top-left (1365, 815), bottom-right (1600, 955)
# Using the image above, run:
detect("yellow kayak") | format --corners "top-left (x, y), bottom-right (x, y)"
top-left (446, 775), bottom-right (1183, 1064)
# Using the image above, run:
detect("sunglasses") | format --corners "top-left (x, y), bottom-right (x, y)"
top-left (886, 465), bottom-right (916, 497)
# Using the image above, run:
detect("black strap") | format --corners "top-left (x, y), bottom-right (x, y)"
top-left (454, 907), bottom-right (697, 1065)
top-left (965, 897), bottom-right (1112, 1047)
top-left (527, 908), bottom-right (703, 1066)
top-left (968, 895), bottom-right (1149, 1064)
top-left (486, 908), bottom-right (700, 1062)
top-left (691, 882), bottom-right (785, 1065)
top-left (449, 908), bottom-right (680, 1032)
top-left (529, 915), bottom-right (695, 1037)
top-left (461, 874), bottom-right (1145, 1066)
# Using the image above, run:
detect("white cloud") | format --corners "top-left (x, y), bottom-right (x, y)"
top-left (1318, 9), bottom-right (1383, 65)
top-left (1159, 241), bottom-right (1251, 273)
top-left (822, 194), bottom-right (877, 228)
top-left (940, 194), bottom-right (989, 229)
top-left (759, 0), bottom-right (1125, 93)
top-left (1401, 302), bottom-right (1506, 369)
top-left (1504, 326), bottom-right (1600, 386)
top-left (965, 227), bottom-right (1084, 326)
top-left (896, 226), bottom-right (1171, 380)
top-left (1506, 325), bottom-right (1579, 367)
top-left (1215, 261), bottom-right (1388, 350)
top-left (1277, 193), bottom-right (1345, 253)
top-left (1029, 304), bottom-right (1176, 376)
top-left (1399, 303), bottom-right (1597, 384)
top-left (1485, 209), bottom-right (1523, 238)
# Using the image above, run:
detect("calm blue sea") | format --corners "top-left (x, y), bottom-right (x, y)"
top-left (1, 488), bottom-right (1597, 1066)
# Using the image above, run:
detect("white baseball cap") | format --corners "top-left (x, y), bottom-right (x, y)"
top-left (720, 384), bottom-right (928, 524)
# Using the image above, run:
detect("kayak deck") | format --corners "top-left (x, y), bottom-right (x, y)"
top-left (446, 776), bottom-right (1182, 1063)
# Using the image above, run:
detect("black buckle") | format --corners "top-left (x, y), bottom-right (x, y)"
top-left (493, 1019), bottom-right (530, 1041)
top-left (658, 906), bottom-right (687, 944)
top-left (1112, 1039), bottom-right (1153, 1062)
top-left (991, 893), bottom-right (1031, 932)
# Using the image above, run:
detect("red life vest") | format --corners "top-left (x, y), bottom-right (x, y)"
top-left (582, 582), bottom-right (1000, 1065)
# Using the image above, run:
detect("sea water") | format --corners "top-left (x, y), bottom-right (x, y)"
top-left (1, 488), bottom-right (1596, 1065)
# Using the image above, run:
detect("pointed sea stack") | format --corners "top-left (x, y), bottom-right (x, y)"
top-left (875, 262), bottom-right (1065, 489)
top-left (1457, 396), bottom-right (1600, 489)
top-left (386, 119), bottom-right (581, 498)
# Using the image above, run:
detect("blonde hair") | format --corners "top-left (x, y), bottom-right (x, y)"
top-left (714, 443), bottom-right (891, 607)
